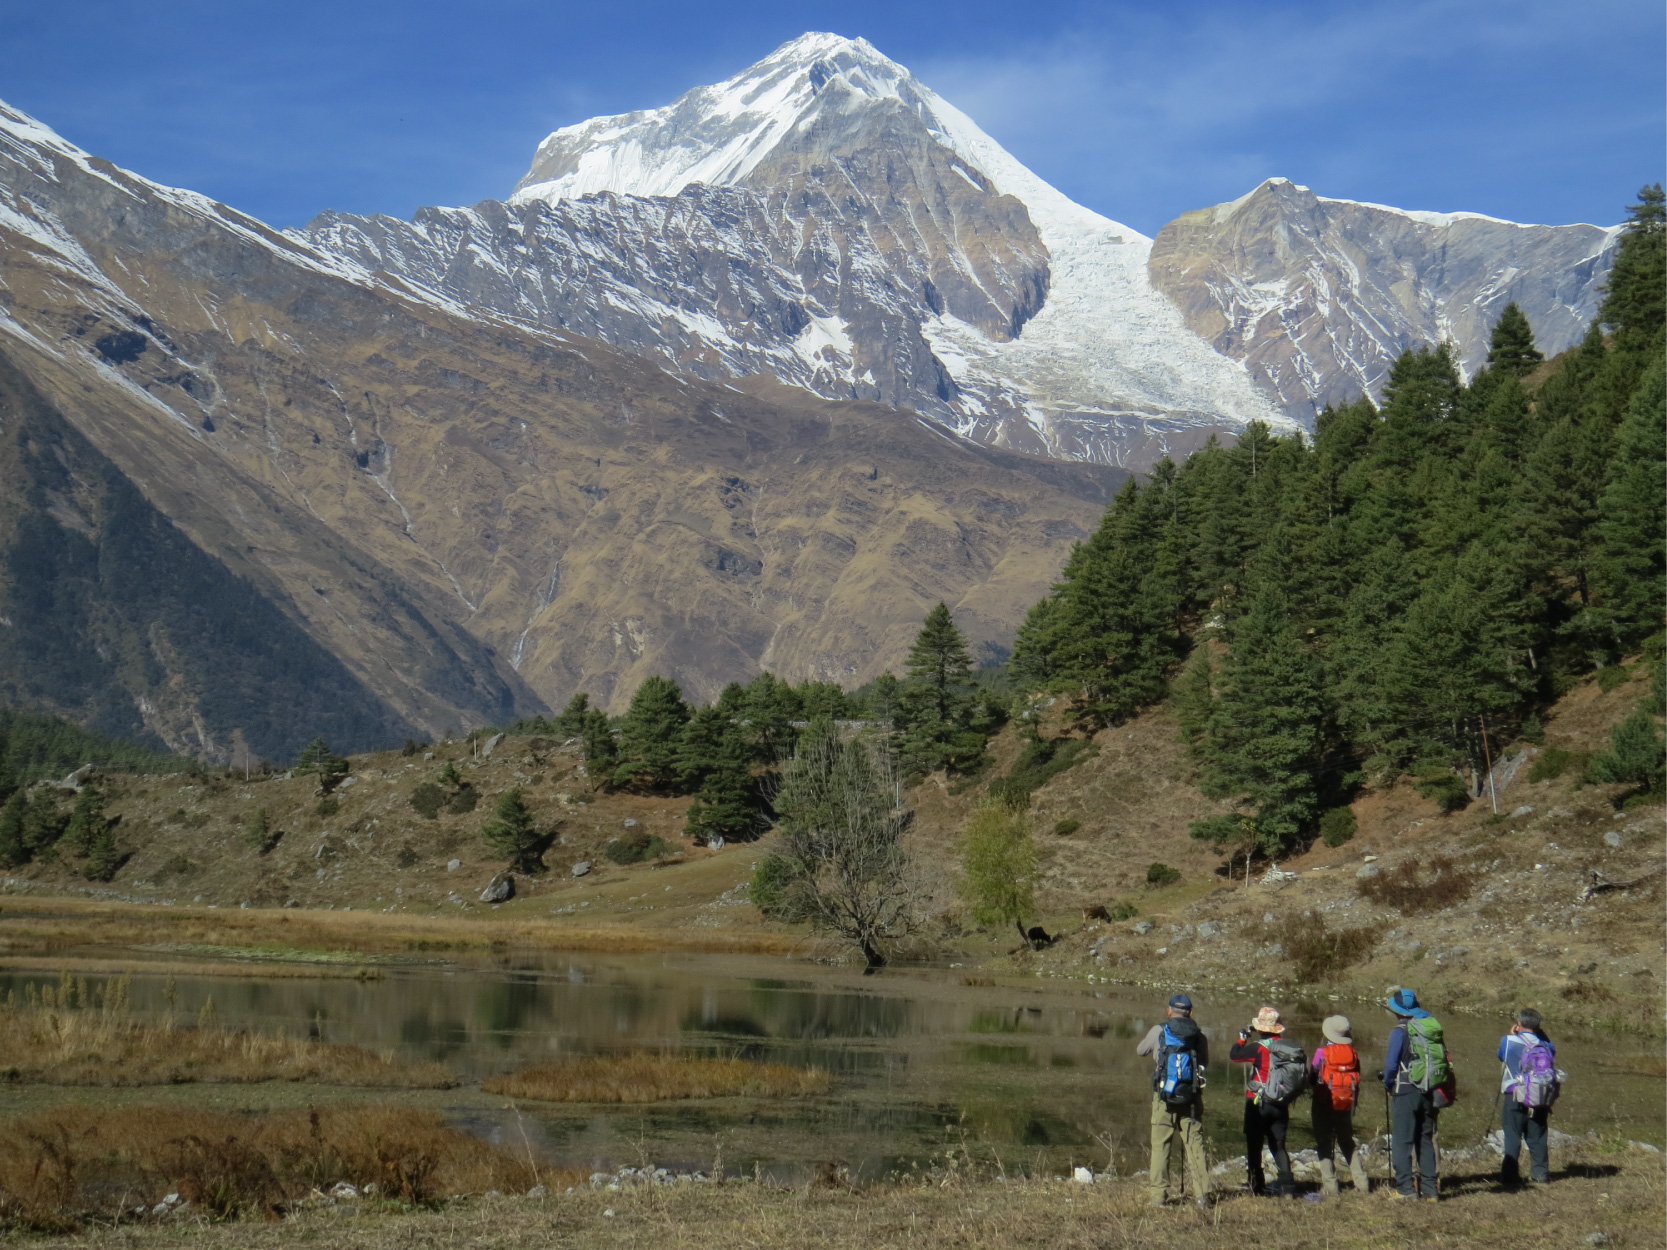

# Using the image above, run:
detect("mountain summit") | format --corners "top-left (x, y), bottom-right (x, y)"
top-left (311, 34), bottom-right (1290, 467)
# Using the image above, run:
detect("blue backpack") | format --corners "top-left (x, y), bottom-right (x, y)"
top-left (1152, 1017), bottom-right (1203, 1108)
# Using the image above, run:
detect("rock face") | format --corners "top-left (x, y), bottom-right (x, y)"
top-left (0, 97), bottom-right (1120, 740)
top-left (1149, 178), bottom-right (1619, 419)
top-left (305, 33), bottom-right (1291, 469)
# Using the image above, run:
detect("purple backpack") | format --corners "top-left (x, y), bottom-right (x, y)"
top-left (1511, 1038), bottom-right (1562, 1109)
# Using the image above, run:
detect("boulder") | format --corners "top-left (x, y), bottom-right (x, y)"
top-left (1355, 862), bottom-right (1380, 879)
top-left (1197, 920), bottom-right (1222, 940)
top-left (447, 858), bottom-right (461, 872)
top-left (706, 837), bottom-right (725, 851)
top-left (482, 732), bottom-right (505, 757)
top-left (1510, 804), bottom-right (1534, 818)
top-left (572, 861), bottom-right (592, 877)
top-left (623, 818), bottom-right (639, 828)
top-left (480, 874), bottom-right (515, 904)
top-left (1131, 920), bottom-right (1154, 935)
top-left (1603, 831), bottom-right (1623, 847)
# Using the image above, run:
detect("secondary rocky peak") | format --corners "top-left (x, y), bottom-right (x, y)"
top-left (1150, 179), bottom-right (1619, 416)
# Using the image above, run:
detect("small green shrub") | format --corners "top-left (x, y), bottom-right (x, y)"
top-left (1106, 901), bottom-right (1138, 921)
top-left (315, 797), bottom-right (339, 817)
top-left (1528, 747), bottom-right (1571, 783)
top-left (1413, 769), bottom-right (1470, 812)
top-left (395, 845), bottom-right (420, 869)
top-left (749, 854), bottom-right (807, 920)
top-left (605, 830), bottom-right (672, 865)
top-left (986, 779), bottom-right (1031, 810)
top-left (1597, 664), bottom-right (1631, 693)
top-left (446, 785), bottom-right (479, 815)
top-left (1146, 862), bottom-right (1181, 888)
top-left (409, 783), bottom-right (445, 819)
top-left (1052, 819), bottom-right (1081, 837)
top-left (1519, 714), bottom-right (1545, 745)
top-left (1318, 806), bottom-right (1357, 848)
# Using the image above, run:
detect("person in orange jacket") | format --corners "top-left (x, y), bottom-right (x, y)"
top-left (1310, 1015), bottom-right (1370, 1193)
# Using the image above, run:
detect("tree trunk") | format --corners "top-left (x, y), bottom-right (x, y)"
top-left (860, 939), bottom-right (886, 972)
top-left (1016, 919), bottom-right (1031, 947)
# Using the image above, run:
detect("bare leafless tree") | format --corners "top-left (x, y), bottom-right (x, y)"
top-left (767, 722), bottom-right (919, 970)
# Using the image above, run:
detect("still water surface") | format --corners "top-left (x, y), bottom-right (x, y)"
top-left (10, 951), bottom-right (1661, 1179)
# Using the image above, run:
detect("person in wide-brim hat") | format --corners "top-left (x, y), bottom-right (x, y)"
top-left (1249, 1006), bottom-right (1285, 1034)
top-left (1321, 1015), bottom-right (1353, 1045)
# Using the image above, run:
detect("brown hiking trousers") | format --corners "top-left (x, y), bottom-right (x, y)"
top-left (1148, 1093), bottom-right (1211, 1204)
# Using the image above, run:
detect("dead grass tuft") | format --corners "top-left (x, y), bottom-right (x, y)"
top-left (1356, 854), bottom-right (1475, 913)
top-left (1282, 911), bottom-right (1379, 983)
top-left (482, 1054), bottom-right (830, 1103)
top-left (0, 974), bottom-right (454, 1087)
top-left (0, 1104), bottom-right (566, 1231)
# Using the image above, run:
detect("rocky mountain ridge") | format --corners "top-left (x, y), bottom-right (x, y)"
top-left (1149, 177), bottom-right (1620, 417)
top-left (0, 97), bottom-right (1119, 757)
top-left (305, 33), bottom-right (1293, 469)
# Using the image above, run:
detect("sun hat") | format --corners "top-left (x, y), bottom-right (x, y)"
top-left (1385, 987), bottom-right (1419, 1016)
top-left (1168, 993), bottom-right (1193, 1011)
top-left (1321, 1015), bottom-right (1353, 1045)
top-left (1249, 1006), bottom-right (1284, 1034)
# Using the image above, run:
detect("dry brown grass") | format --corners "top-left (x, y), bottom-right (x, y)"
top-left (0, 974), bottom-right (453, 1087)
top-left (12, 1143), bottom-right (1664, 1248)
top-left (0, 894), bottom-right (797, 960)
top-left (1356, 854), bottom-right (1476, 913)
top-left (0, 1103), bottom-right (570, 1230)
top-left (481, 1054), bottom-right (830, 1103)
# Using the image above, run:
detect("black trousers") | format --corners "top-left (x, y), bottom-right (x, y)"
top-left (1391, 1090), bottom-right (1439, 1197)
top-left (1501, 1100), bottom-right (1550, 1184)
top-left (1244, 1099), bottom-right (1293, 1193)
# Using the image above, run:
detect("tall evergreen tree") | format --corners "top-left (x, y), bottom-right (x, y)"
top-left (1185, 583), bottom-right (1327, 852)
top-left (896, 604), bottom-right (984, 774)
top-left (1485, 302), bottom-right (1544, 376)
top-left (611, 676), bottom-right (690, 791)
top-left (63, 785), bottom-right (107, 856)
top-left (1591, 355), bottom-right (1667, 646)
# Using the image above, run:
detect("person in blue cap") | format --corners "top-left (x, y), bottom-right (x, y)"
top-left (1136, 993), bottom-right (1211, 1208)
top-left (1381, 987), bottom-right (1448, 1200)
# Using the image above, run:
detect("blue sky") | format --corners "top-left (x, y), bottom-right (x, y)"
top-left (1, 0), bottom-right (1661, 235)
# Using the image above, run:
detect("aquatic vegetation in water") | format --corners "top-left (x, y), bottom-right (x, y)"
top-left (482, 1054), bottom-right (829, 1103)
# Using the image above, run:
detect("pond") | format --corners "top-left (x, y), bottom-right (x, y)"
top-left (6, 951), bottom-right (1660, 1181)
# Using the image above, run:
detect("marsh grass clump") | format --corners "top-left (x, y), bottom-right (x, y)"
top-left (0, 1104), bottom-right (555, 1231)
top-left (1282, 911), bottom-right (1379, 982)
top-left (1356, 854), bottom-right (1475, 913)
top-left (0, 974), bottom-right (454, 1087)
top-left (482, 1054), bottom-right (829, 1103)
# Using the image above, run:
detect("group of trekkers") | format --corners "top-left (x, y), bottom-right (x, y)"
top-left (1136, 988), bottom-right (1564, 1207)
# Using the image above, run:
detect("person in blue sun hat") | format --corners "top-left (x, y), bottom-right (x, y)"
top-left (1381, 987), bottom-right (1450, 1200)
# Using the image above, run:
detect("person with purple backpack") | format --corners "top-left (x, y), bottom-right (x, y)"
top-left (1498, 1007), bottom-right (1563, 1187)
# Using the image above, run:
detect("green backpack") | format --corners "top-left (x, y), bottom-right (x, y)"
top-left (1405, 1016), bottom-right (1449, 1090)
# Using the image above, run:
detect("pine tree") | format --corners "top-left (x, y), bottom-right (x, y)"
top-left (685, 718), bottom-right (763, 843)
top-left (21, 789), bottom-right (66, 856)
top-left (553, 693), bottom-right (592, 737)
top-left (0, 790), bottom-right (26, 868)
top-left (1591, 355), bottom-right (1667, 646)
top-left (1187, 583), bottom-right (1327, 852)
top-left (896, 604), bottom-right (984, 774)
top-left (1601, 184), bottom-right (1665, 356)
top-left (1485, 303), bottom-right (1543, 376)
top-left (1591, 705), bottom-right (1665, 798)
top-left (481, 787), bottom-right (546, 872)
top-left (84, 817), bottom-right (122, 882)
top-left (611, 676), bottom-right (690, 791)
top-left (63, 785), bottom-right (107, 856)
top-left (581, 708), bottom-right (618, 779)
top-left (295, 738), bottom-right (349, 793)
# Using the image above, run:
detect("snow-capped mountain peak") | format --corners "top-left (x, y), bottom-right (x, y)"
top-left (513, 33), bottom-right (919, 204)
